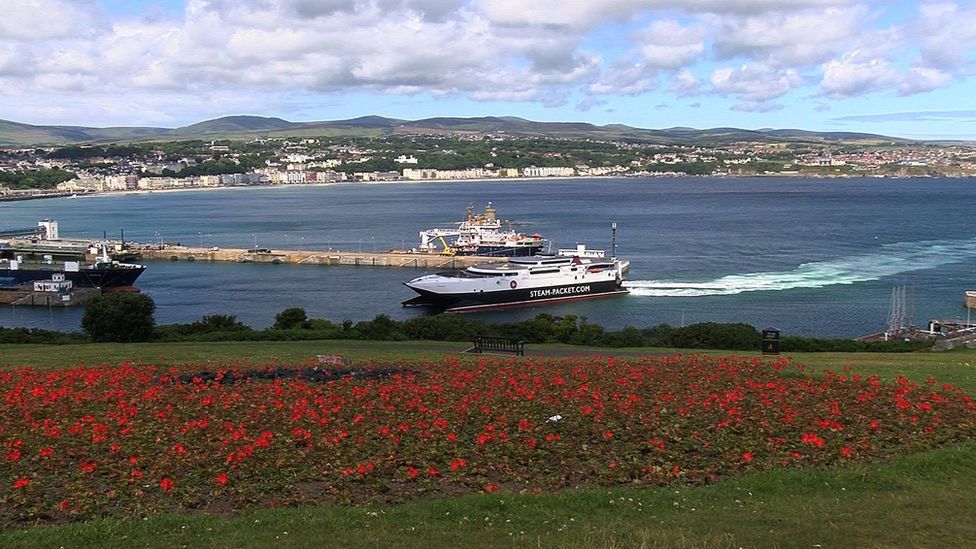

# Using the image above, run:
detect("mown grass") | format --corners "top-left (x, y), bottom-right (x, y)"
top-left (3, 441), bottom-right (973, 548)
top-left (2, 340), bottom-right (975, 547)
top-left (4, 340), bottom-right (975, 392)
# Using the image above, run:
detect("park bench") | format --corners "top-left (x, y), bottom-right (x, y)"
top-left (469, 335), bottom-right (525, 356)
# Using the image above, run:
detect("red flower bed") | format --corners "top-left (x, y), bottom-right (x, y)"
top-left (1, 355), bottom-right (974, 524)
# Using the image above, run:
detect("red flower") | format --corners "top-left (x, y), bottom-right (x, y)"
top-left (160, 478), bottom-right (174, 492)
top-left (408, 466), bottom-right (419, 479)
top-left (839, 447), bottom-right (853, 457)
top-left (742, 452), bottom-right (753, 463)
top-left (13, 478), bottom-right (30, 489)
top-left (603, 431), bottom-right (614, 441)
top-left (79, 461), bottom-right (96, 473)
top-left (39, 448), bottom-right (53, 458)
top-left (485, 483), bottom-right (498, 493)
top-left (801, 432), bottom-right (825, 447)
top-left (216, 473), bottom-right (228, 485)
top-left (356, 461), bottom-right (375, 475)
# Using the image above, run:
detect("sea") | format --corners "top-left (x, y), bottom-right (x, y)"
top-left (2, 177), bottom-right (975, 338)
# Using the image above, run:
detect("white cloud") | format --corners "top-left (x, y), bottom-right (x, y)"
top-left (637, 19), bottom-right (706, 69)
top-left (576, 96), bottom-right (608, 112)
top-left (912, 2), bottom-right (976, 69)
top-left (710, 6), bottom-right (864, 66)
top-left (668, 69), bottom-right (702, 96)
top-left (0, 0), bottom-right (971, 125)
top-left (897, 66), bottom-right (953, 96)
top-left (588, 61), bottom-right (657, 95)
top-left (820, 53), bottom-right (898, 98)
top-left (0, 0), bottom-right (106, 41)
top-left (474, 0), bottom-right (853, 29)
top-left (710, 62), bottom-right (804, 104)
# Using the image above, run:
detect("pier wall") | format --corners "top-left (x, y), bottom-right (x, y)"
top-left (139, 246), bottom-right (504, 269)
top-left (0, 287), bottom-right (101, 307)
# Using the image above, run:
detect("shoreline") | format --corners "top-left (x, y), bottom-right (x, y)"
top-left (4, 172), bottom-right (973, 203)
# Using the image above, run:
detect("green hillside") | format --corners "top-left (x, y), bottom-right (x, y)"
top-left (0, 115), bottom-right (915, 147)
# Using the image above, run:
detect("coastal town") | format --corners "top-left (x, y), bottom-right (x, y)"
top-left (2, 132), bottom-right (975, 200)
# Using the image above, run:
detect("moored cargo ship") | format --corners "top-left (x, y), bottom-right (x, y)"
top-left (0, 244), bottom-right (146, 288)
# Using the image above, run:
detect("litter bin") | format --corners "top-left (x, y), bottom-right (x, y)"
top-left (762, 327), bottom-right (780, 355)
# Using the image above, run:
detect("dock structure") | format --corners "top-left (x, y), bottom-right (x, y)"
top-left (138, 245), bottom-right (505, 269)
top-left (0, 285), bottom-right (101, 307)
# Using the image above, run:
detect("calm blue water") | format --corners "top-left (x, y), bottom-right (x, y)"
top-left (2, 177), bottom-right (974, 338)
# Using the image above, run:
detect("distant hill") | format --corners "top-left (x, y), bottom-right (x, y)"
top-left (0, 119), bottom-right (170, 146)
top-left (0, 114), bottom-right (915, 147)
top-left (172, 115), bottom-right (297, 136)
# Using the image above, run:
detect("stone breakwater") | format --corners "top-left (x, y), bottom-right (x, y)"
top-left (139, 245), bottom-right (504, 269)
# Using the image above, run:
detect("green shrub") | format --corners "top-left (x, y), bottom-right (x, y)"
top-left (274, 307), bottom-right (309, 330)
top-left (664, 322), bottom-right (761, 351)
top-left (81, 293), bottom-right (156, 343)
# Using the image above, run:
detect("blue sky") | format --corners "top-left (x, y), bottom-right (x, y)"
top-left (1, 0), bottom-right (974, 139)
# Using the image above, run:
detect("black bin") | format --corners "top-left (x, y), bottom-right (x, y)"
top-left (761, 327), bottom-right (780, 355)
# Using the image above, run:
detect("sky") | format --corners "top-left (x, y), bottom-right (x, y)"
top-left (1, 0), bottom-right (974, 139)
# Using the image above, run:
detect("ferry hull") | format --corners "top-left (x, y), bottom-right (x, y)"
top-left (403, 278), bottom-right (625, 310)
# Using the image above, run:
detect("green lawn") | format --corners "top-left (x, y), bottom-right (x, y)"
top-left (3, 340), bottom-right (976, 548)
top-left (4, 340), bottom-right (975, 392)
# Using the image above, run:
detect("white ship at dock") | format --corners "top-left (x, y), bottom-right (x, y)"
top-left (417, 202), bottom-right (545, 257)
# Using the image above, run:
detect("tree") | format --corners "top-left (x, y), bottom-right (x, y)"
top-left (81, 293), bottom-right (156, 342)
top-left (274, 307), bottom-right (309, 329)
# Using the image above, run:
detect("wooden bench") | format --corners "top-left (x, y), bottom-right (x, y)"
top-left (470, 335), bottom-right (525, 356)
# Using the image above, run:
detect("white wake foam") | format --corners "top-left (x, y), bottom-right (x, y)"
top-left (624, 238), bottom-right (976, 297)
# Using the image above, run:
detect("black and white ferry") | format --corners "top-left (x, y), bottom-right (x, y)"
top-left (402, 241), bottom-right (629, 312)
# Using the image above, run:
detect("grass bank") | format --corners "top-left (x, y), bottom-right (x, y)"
top-left (3, 441), bottom-right (974, 548)
top-left (4, 339), bottom-right (975, 392)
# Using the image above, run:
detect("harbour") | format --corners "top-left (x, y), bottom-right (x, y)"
top-left (2, 177), bottom-right (976, 336)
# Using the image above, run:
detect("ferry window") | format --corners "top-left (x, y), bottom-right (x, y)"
top-left (530, 269), bottom-right (560, 275)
